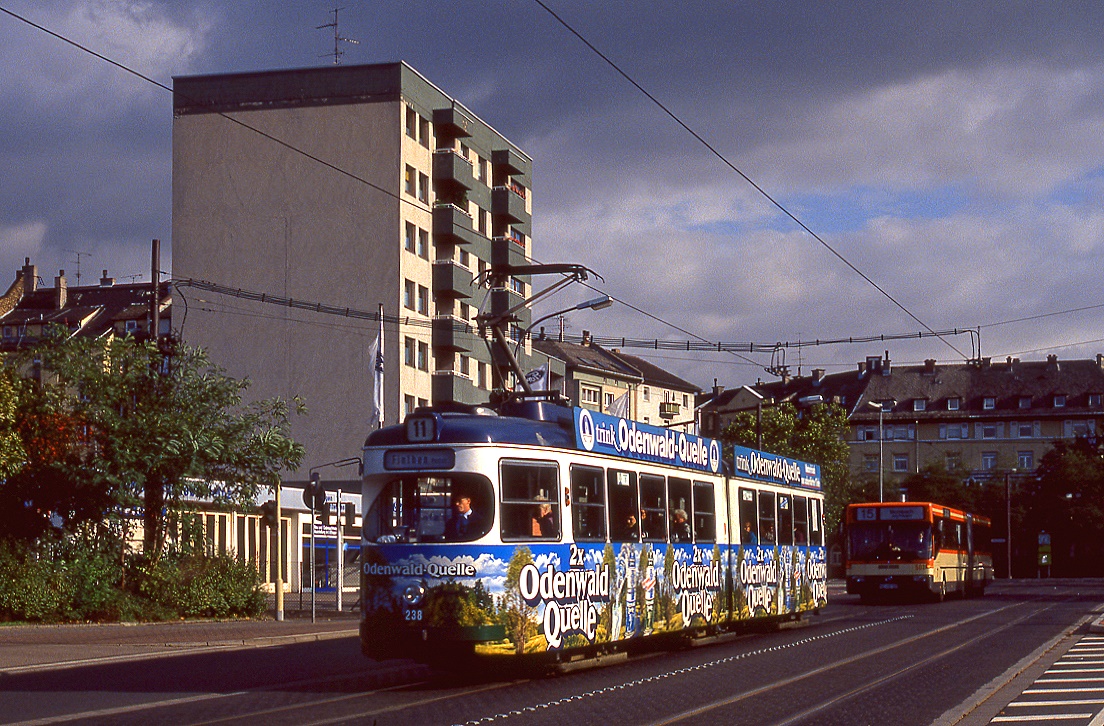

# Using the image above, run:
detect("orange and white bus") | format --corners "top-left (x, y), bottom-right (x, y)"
top-left (845, 502), bottom-right (993, 602)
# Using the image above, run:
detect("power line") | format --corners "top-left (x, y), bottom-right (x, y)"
top-left (530, 0), bottom-right (968, 361)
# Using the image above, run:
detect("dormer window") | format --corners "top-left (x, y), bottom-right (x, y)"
top-left (983, 397), bottom-right (996, 410)
top-left (1019, 396), bottom-right (1031, 409)
top-left (913, 399), bottom-right (926, 412)
top-left (1, 326), bottom-right (12, 339)
top-left (1054, 395), bottom-right (1066, 408)
top-left (1090, 394), bottom-right (1102, 408)
top-left (947, 397), bottom-right (960, 411)
top-left (124, 320), bottom-right (139, 333)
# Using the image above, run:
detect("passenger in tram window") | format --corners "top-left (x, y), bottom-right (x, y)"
top-left (763, 526), bottom-right (776, 544)
top-left (639, 509), bottom-right (651, 540)
top-left (531, 497), bottom-right (557, 538)
top-left (671, 509), bottom-right (692, 543)
top-left (617, 512), bottom-right (640, 541)
top-left (794, 524), bottom-right (808, 545)
top-left (743, 520), bottom-right (758, 545)
top-left (445, 495), bottom-right (483, 540)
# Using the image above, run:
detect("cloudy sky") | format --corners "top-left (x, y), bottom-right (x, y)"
top-left (3, 0), bottom-right (1104, 390)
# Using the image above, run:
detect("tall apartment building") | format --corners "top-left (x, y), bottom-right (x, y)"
top-left (172, 62), bottom-right (534, 484)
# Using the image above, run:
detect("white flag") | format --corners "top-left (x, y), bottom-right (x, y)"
top-left (370, 308), bottom-right (384, 428)
top-left (606, 391), bottom-right (630, 418)
top-left (524, 363), bottom-right (549, 391)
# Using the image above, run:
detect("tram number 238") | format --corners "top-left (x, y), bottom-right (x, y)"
top-left (404, 609), bottom-right (424, 622)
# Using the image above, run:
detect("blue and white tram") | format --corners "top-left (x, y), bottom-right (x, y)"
top-left (359, 400), bottom-right (827, 665)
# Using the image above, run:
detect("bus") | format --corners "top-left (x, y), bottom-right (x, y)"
top-left (845, 501), bottom-right (993, 602)
top-left (359, 400), bottom-right (828, 668)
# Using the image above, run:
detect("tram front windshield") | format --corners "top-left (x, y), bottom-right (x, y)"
top-left (364, 474), bottom-right (493, 543)
top-left (849, 522), bottom-right (932, 561)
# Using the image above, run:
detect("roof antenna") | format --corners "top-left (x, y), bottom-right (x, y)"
top-left (64, 249), bottom-right (90, 286)
top-left (317, 7), bottom-right (359, 65)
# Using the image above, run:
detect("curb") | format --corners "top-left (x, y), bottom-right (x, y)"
top-left (1091, 615), bottom-right (1104, 634)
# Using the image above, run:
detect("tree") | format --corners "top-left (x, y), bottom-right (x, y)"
top-left (0, 367), bottom-right (23, 480)
top-left (719, 401), bottom-right (856, 532)
top-left (3, 330), bottom-right (304, 558)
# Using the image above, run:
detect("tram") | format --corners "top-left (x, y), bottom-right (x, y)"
top-left (844, 501), bottom-right (993, 602)
top-left (359, 399), bottom-right (828, 667)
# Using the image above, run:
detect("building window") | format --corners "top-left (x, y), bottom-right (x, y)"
top-left (947, 397), bottom-right (960, 411)
top-left (418, 116), bottom-right (430, 148)
top-left (510, 277), bottom-right (525, 296)
top-left (945, 452), bottom-right (961, 471)
top-left (580, 385), bottom-right (600, 407)
top-left (404, 337), bottom-right (416, 367)
top-left (884, 424), bottom-right (914, 441)
top-left (983, 397), bottom-right (996, 410)
top-left (478, 157), bottom-right (488, 183)
top-left (913, 398), bottom-right (926, 412)
top-left (981, 423), bottom-right (999, 439)
top-left (1016, 422), bottom-right (1034, 438)
top-left (1064, 419), bottom-right (1096, 438)
top-left (642, 387), bottom-right (650, 402)
top-left (892, 454), bottom-right (909, 472)
top-left (459, 355), bottom-right (470, 377)
top-left (404, 279), bottom-right (416, 310)
top-left (417, 228), bottom-right (429, 259)
top-left (418, 397), bottom-right (428, 409)
top-left (1019, 396), bottom-right (1031, 409)
top-left (416, 285), bottom-right (429, 315)
top-left (417, 341), bottom-right (429, 371)
top-left (940, 423), bottom-right (967, 439)
top-left (404, 394), bottom-right (416, 417)
top-left (982, 452), bottom-right (998, 470)
top-left (405, 165), bottom-right (416, 196)
top-left (477, 208), bottom-right (488, 234)
top-left (857, 426), bottom-right (877, 441)
top-left (458, 247), bottom-right (470, 268)
top-left (478, 362), bottom-right (488, 389)
top-left (417, 172), bottom-right (429, 202)
top-left (404, 222), bottom-right (416, 252)
top-left (405, 106), bottom-right (417, 139)
top-left (863, 454), bottom-right (878, 473)
top-left (682, 393), bottom-right (689, 407)
top-left (1054, 395), bottom-right (1066, 408)
top-left (1018, 451), bottom-right (1034, 469)
top-left (603, 392), bottom-right (615, 411)
top-left (1090, 393), bottom-right (1102, 408)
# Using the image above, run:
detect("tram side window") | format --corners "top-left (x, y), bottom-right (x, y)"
top-left (793, 496), bottom-right (809, 545)
top-left (669, 477), bottom-right (693, 543)
top-left (571, 466), bottom-right (606, 542)
top-left (500, 461), bottom-right (559, 541)
top-left (693, 482), bottom-right (715, 542)
top-left (759, 491), bottom-right (777, 544)
top-left (608, 469), bottom-right (640, 541)
top-left (640, 474), bottom-right (667, 542)
top-left (810, 498), bottom-right (823, 546)
top-left (778, 494), bottom-right (794, 546)
top-left (739, 488), bottom-right (758, 545)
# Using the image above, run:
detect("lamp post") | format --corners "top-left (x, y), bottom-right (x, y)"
top-left (1004, 469), bottom-right (1017, 579)
top-left (866, 399), bottom-right (895, 502)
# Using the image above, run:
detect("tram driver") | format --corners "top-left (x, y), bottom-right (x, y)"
top-left (445, 495), bottom-right (483, 540)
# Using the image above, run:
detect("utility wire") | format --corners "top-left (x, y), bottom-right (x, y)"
top-left (530, 0), bottom-right (968, 361)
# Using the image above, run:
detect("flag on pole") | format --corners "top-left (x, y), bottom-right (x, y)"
top-left (370, 305), bottom-right (385, 428)
top-left (524, 363), bottom-right (549, 391)
top-left (606, 391), bottom-right (630, 418)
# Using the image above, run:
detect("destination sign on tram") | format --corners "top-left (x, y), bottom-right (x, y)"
top-left (732, 445), bottom-right (821, 490)
top-left (573, 408), bottom-right (721, 473)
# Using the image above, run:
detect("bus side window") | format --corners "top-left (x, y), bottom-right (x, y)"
top-left (640, 474), bottom-right (667, 542)
top-left (759, 491), bottom-right (777, 544)
top-left (739, 488), bottom-right (758, 545)
top-left (669, 477), bottom-right (692, 542)
top-left (810, 498), bottom-right (823, 546)
top-left (571, 465), bottom-right (606, 542)
top-left (693, 482), bottom-right (715, 542)
top-left (793, 496), bottom-right (808, 545)
top-left (778, 494), bottom-right (794, 546)
top-left (608, 469), bottom-right (639, 542)
top-left (499, 461), bottom-right (559, 541)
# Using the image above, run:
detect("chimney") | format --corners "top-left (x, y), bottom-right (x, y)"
top-left (1097, 354), bottom-right (1103, 371)
top-left (866, 355), bottom-right (882, 373)
top-left (812, 368), bottom-right (826, 383)
top-left (99, 269), bottom-right (115, 287)
top-left (54, 270), bottom-right (67, 309)
top-left (924, 359), bottom-right (936, 374)
top-left (882, 350), bottom-right (892, 376)
top-left (21, 258), bottom-right (37, 293)
top-left (1047, 354), bottom-right (1059, 372)
top-left (712, 378), bottom-right (724, 398)
top-left (581, 330), bottom-right (591, 346)
top-left (858, 361), bottom-right (867, 378)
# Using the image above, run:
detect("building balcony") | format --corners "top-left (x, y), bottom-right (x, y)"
top-left (432, 203), bottom-right (482, 246)
top-left (432, 260), bottom-right (474, 299)
top-left (432, 149), bottom-right (474, 191)
top-left (492, 186), bottom-right (530, 225)
top-left (659, 402), bottom-right (680, 420)
top-left (492, 147), bottom-right (530, 177)
top-left (432, 315), bottom-right (473, 352)
top-left (490, 237), bottom-right (529, 267)
top-left (433, 105), bottom-right (474, 138)
top-left (432, 368), bottom-right (477, 404)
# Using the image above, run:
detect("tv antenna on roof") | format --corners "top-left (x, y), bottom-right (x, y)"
top-left (64, 249), bottom-right (90, 285)
top-left (317, 7), bottom-right (359, 65)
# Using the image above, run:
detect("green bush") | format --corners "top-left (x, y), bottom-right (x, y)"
top-left (0, 541), bottom-right (265, 623)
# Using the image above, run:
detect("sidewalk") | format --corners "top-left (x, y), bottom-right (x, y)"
top-left (0, 609), bottom-right (359, 674)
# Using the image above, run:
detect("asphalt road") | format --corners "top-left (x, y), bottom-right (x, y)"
top-left (2, 580), bottom-right (1102, 726)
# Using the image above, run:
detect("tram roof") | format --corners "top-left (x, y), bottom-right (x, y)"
top-left (364, 401), bottom-right (577, 450)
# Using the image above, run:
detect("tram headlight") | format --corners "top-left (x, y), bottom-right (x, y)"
top-left (402, 583), bottom-right (426, 607)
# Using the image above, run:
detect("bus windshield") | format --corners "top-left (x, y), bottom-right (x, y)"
top-left (364, 473), bottom-right (493, 543)
top-left (849, 522), bottom-right (932, 561)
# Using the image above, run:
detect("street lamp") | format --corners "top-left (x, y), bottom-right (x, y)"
top-left (866, 399), bottom-right (896, 502)
top-left (1005, 469), bottom-right (1017, 579)
top-left (525, 295), bottom-right (613, 342)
